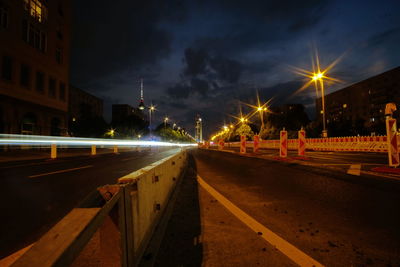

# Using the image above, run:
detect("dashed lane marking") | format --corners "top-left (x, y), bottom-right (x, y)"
top-left (197, 175), bottom-right (325, 267)
top-left (28, 165), bottom-right (93, 178)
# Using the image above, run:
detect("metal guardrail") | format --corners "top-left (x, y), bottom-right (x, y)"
top-left (11, 149), bottom-right (188, 267)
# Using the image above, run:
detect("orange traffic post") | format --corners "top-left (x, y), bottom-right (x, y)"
top-left (253, 135), bottom-right (260, 153)
top-left (280, 128), bottom-right (287, 158)
top-left (51, 144), bottom-right (57, 159)
top-left (113, 145), bottom-right (118, 154)
top-left (91, 145), bottom-right (96, 156)
top-left (240, 135), bottom-right (246, 154)
top-left (298, 129), bottom-right (306, 156)
top-left (386, 117), bottom-right (399, 167)
top-left (205, 141), bottom-right (210, 149)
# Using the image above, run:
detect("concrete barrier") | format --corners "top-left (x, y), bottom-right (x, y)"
top-left (11, 150), bottom-right (188, 267)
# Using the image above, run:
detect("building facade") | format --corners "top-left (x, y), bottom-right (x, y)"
top-left (316, 67), bottom-right (400, 132)
top-left (112, 104), bottom-right (144, 123)
top-left (0, 0), bottom-right (70, 135)
top-left (69, 85), bottom-right (103, 121)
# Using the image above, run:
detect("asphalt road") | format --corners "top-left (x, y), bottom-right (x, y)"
top-left (155, 149), bottom-right (400, 266)
top-left (0, 147), bottom-right (181, 259)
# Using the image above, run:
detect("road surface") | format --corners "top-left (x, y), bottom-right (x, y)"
top-left (154, 149), bottom-right (400, 266)
top-left (0, 147), bottom-right (180, 259)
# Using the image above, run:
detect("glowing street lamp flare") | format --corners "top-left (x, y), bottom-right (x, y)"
top-left (292, 48), bottom-right (344, 137)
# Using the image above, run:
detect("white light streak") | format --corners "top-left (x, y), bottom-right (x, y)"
top-left (0, 134), bottom-right (197, 147)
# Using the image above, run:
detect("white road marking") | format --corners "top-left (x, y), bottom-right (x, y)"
top-left (28, 165), bottom-right (93, 178)
top-left (347, 164), bottom-right (361, 176)
top-left (197, 175), bottom-right (325, 267)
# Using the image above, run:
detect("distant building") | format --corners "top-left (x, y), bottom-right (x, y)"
top-left (0, 0), bottom-right (70, 135)
top-left (316, 67), bottom-right (400, 130)
top-left (112, 104), bottom-right (144, 124)
top-left (69, 85), bottom-right (103, 121)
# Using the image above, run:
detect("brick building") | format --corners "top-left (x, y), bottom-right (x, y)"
top-left (0, 0), bottom-right (70, 135)
top-left (316, 67), bottom-right (400, 132)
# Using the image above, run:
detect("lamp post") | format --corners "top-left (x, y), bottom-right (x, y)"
top-left (312, 72), bottom-right (328, 138)
top-left (148, 104), bottom-right (155, 136)
top-left (164, 116), bottom-right (169, 128)
top-left (256, 106), bottom-right (267, 134)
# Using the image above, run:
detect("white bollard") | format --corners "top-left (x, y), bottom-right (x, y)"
top-left (386, 117), bottom-right (399, 167)
top-left (240, 135), bottom-right (246, 154)
top-left (298, 129), bottom-right (306, 156)
top-left (218, 139), bottom-right (224, 150)
top-left (51, 144), bottom-right (57, 159)
top-left (253, 135), bottom-right (259, 153)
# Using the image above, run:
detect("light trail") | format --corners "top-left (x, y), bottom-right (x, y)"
top-left (0, 134), bottom-right (197, 147)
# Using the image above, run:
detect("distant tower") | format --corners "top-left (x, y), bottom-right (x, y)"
top-left (195, 115), bottom-right (202, 142)
top-left (138, 78), bottom-right (145, 110)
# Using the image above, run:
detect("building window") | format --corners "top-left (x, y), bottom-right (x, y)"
top-left (56, 26), bottom-right (63, 40)
top-left (0, 5), bottom-right (8, 29)
top-left (55, 48), bottom-right (63, 64)
top-left (23, 0), bottom-right (47, 23)
top-left (35, 71), bottom-right (45, 93)
top-left (57, 3), bottom-right (64, 17)
top-left (48, 77), bottom-right (56, 98)
top-left (1, 55), bottom-right (13, 81)
top-left (20, 64), bottom-right (31, 88)
top-left (59, 82), bottom-right (66, 101)
top-left (22, 20), bottom-right (47, 52)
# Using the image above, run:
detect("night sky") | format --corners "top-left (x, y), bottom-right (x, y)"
top-left (70, 0), bottom-right (400, 138)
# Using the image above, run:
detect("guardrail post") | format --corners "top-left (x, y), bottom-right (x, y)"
top-left (113, 145), bottom-right (118, 154)
top-left (51, 144), bottom-right (57, 159)
top-left (253, 135), bottom-right (259, 153)
top-left (91, 145), bottom-right (96, 156)
top-left (386, 117), bottom-right (399, 167)
top-left (280, 128), bottom-right (287, 158)
top-left (240, 135), bottom-right (246, 154)
top-left (298, 128), bottom-right (306, 156)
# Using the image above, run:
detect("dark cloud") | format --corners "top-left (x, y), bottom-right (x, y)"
top-left (166, 47), bottom-right (243, 99)
top-left (70, 0), bottom-right (187, 86)
top-left (183, 48), bottom-right (209, 76)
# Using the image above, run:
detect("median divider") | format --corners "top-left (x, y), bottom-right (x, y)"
top-left (11, 149), bottom-right (188, 267)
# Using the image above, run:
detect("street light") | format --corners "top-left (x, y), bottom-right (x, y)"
top-left (164, 116), bottom-right (169, 128)
top-left (148, 104), bottom-right (156, 136)
top-left (292, 49), bottom-right (343, 138)
top-left (312, 72), bottom-right (328, 137)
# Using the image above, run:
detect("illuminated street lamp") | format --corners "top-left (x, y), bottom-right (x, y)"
top-left (312, 72), bottom-right (328, 137)
top-left (106, 128), bottom-right (115, 138)
top-left (148, 104), bottom-right (156, 136)
top-left (164, 116), bottom-right (169, 128)
top-left (292, 50), bottom-right (343, 138)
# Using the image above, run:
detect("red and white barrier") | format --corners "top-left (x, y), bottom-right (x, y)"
top-left (240, 135), bottom-right (246, 154)
top-left (218, 139), bottom-right (224, 150)
top-left (298, 129), bottom-right (306, 156)
top-left (253, 135), bottom-right (260, 153)
top-left (280, 129), bottom-right (287, 157)
top-left (386, 117), bottom-right (399, 167)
